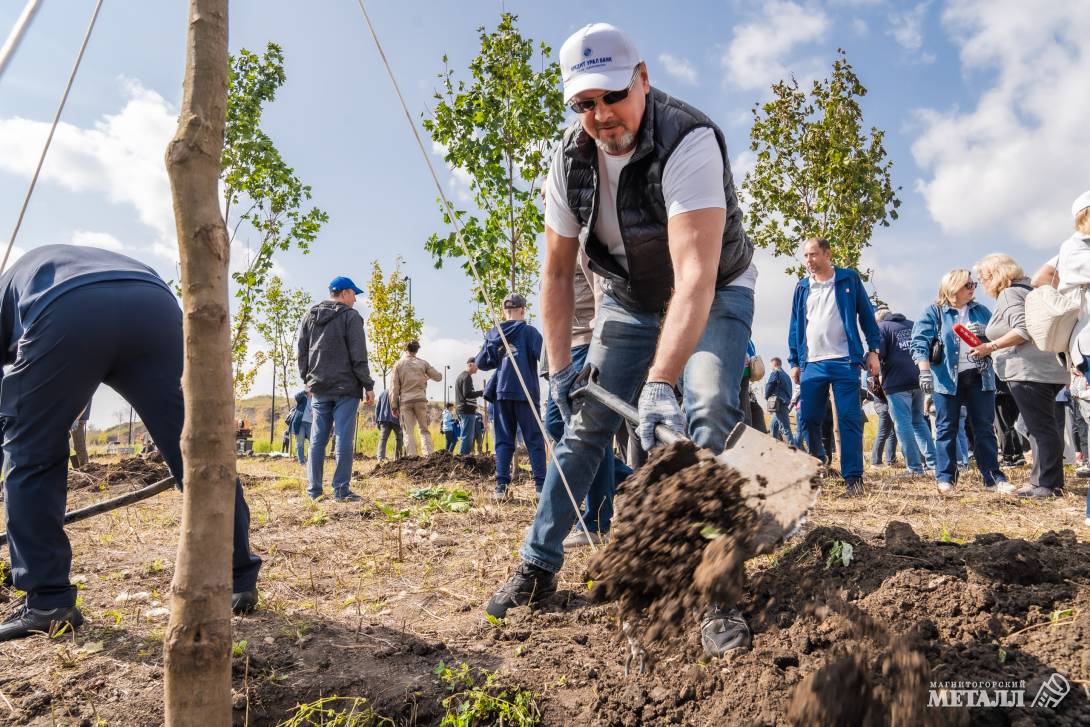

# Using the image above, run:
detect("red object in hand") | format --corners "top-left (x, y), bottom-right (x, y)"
top-left (953, 323), bottom-right (982, 347)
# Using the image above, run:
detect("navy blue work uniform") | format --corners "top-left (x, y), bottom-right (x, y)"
top-left (0, 245), bottom-right (261, 610)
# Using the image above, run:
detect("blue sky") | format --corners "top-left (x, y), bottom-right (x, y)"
top-left (1, 0), bottom-right (1087, 426)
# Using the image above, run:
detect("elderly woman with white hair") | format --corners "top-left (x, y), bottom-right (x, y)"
top-left (973, 253), bottom-right (1067, 498)
top-left (911, 268), bottom-right (1009, 494)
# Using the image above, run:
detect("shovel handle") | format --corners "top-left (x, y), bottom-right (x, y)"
top-left (572, 366), bottom-right (686, 447)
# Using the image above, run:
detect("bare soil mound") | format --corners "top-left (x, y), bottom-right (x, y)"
top-left (368, 451), bottom-right (498, 482)
top-left (68, 456), bottom-right (171, 490)
top-left (576, 522), bottom-right (1090, 725)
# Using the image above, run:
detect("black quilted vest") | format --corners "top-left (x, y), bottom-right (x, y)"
top-left (561, 87), bottom-right (753, 313)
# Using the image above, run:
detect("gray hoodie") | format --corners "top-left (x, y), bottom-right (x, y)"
top-left (297, 300), bottom-right (374, 398)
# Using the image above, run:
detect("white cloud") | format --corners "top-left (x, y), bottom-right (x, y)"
top-left (851, 18), bottom-right (870, 36)
top-left (657, 53), bottom-right (698, 85)
top-left (888, 1), bottom-right (931, 52)
top-left (431, 140), bottom-right (473, 204)
top-left (71, 230), bottom-right (124, 251)
top-left (911, 0), bottom-right (1090, 250)
top-left (0, 78), bottom-right (177, 244)
top-left (721, 1), bottom-right (829, 91)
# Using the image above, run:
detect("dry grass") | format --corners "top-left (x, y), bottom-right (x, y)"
top-left (0, 453), bottom-right (1086, 724)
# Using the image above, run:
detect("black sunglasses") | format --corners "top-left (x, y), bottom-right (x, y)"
top-left (568, 68), bottom-right (640, 114)
top-left (964, 280), bottom-right (977, 290)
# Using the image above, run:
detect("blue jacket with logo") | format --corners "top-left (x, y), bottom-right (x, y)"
top-left (877, 314), bottom-right (921, 395)
top-left (763, 367), bottom-right (792, 404)
top-left (910, 301), bottom-right (995, 396)
top-left (788, 267), bottom-right (880, 369)
top-left (475, 319), bottom-right (542, 403)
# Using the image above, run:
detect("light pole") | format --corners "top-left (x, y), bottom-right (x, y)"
top-left (403, 274), bottom-right (412, 309)
top-left (444, 365), bottom-right (450, 405)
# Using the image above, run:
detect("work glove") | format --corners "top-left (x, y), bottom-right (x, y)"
top-left (637, 382), bottom-right (687, 451)
top-left (550, 362), bottom-right (579, 422)
top-left (966, 321), bottom-right (985, 338)
top-left (918, 370), bottom-right (934, 395)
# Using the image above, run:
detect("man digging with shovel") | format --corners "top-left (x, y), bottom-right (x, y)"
top-left (485, 23), bottom-right (761, 657)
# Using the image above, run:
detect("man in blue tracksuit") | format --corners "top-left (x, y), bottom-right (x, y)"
top-left (788, 237), bottom-right (881, 496)
top-left (764, 357), bottom-right (795, 445)
top-left (475, 293), bottom-right (546, 499)
top-left (0, 245), bottom-right (262, 641)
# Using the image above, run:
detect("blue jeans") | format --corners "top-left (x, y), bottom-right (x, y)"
top-left (544, 343), bottom-right (616, 534)
top-left (494, 399), bottom-right (547, 490)
top-left (308, 395), bottom-right (359, 497)
top-left (295, 421), bottom-right (311, 464)
top-left (957, 408), bottom-right (969, 466)
top-left (933, 370), bottom-right (1002, 485)
top-left (444, 430), bottom-right (458, 452)
top-left (770, 400), bottom-right (795, 446)
top-left (886, 389), bottom-right (936, 473)
top-left (870, 403), bottom-right (897, 465)
top-left (798, 358), bottom-right (865, 480)
top-left (457, 413), bottom-right (478, 454)
top-left (522, 286), bottom-right (753, 573)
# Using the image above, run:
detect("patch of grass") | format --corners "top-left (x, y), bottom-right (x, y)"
top-left (408, 487), bottom-right (473, 514)
top-left (938, 526), bottom-right (967, 544)
top-left (232, 639), bottom-right (249, 658)
top-left (434, 661), bottom-right (540, 727)
top-left (275, 477), bottom-right (303, 492)
top-left (276, 696), bottom-right (392, 726)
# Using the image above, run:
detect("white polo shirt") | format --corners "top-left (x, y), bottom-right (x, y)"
top-left (806, 276), bottom-right (849, 362)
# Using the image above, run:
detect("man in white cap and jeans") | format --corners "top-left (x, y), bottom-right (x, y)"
top-left (485, 22), bottom-right (758, 659)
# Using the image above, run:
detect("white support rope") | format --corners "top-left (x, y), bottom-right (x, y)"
top-left (0, 0), bottom-right (42, 80)
top-left (353, 0), bottom-right (599, 552)
top-left (1, 0), bottom-right (104, 276)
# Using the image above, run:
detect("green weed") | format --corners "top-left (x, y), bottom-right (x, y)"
top-left (824, 540), bottom-right (854, 569)
top-left (434, 661), bottom-right (540, 727)
top-left (276, 696), bottom-right (393, 726)
top-left (409, 487), bottom-right (473, 513)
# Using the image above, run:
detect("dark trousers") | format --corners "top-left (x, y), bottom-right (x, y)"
top-left (377, 422), bottom-right (402, 459)
top-left (994, 390), bottom-right (1025, 462)
top-left (493, 399), bottom-right (546, 490)
top-left (1, 282), bottom-right (261, 610)
top-left (933, 370), bottom-right (1001, 486)
top-left (799, 359), bottom-right (862, 478)
top-left (1008, 381), bottom-right (1066, 491)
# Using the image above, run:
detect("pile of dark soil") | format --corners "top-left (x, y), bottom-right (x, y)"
top-left (68, 456), bottom-right (171, 490)
top-left (576, 522), bottom-right (1090, 725)
top-left (588, 440), bottom-right (756, 642)
top-left (368, 451), bottom-right (498, 482)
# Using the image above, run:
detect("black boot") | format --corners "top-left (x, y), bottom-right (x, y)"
top-left (232, 590), bottom-right (258, 615)
top-left (0, 604), bottom-right (84, 642)
top-left (485, 563), bottom-right (556, 619)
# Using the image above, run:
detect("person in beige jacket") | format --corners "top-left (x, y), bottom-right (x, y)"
top-left (389, 340), bottom-right (442, 456)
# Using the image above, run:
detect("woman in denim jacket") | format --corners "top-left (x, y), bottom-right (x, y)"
top-left (911, 268), bottom-right (1009, 494)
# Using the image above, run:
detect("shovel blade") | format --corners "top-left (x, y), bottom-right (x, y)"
top-left (716, 424), bottom-right (820, 554)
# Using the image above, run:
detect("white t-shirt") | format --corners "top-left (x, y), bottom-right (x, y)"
top-left (1053, 234), bottom-right (1090, 294)
top-left (805, 276), bottom-right (849, 362)
top-left (545, 127), bottom-right (757, 289)
top-left (956, 306), bottom-right (975, 373)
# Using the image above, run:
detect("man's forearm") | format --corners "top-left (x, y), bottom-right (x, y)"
top-left (542, 267), bottom-right (575, 373)
top-left (647, 282), bottom-right (716, 383)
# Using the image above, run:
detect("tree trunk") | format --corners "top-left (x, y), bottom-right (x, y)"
top-left (71, 421), bottom-right (89, 467)
top-left (162, 1), bottom-right (235, 724)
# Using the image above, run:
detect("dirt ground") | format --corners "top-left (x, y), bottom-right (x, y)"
top-left (3, 452), bottom-right (1090, 725)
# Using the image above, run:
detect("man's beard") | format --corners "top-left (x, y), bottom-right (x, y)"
top-left (594, 129), bottom-right (636, 155)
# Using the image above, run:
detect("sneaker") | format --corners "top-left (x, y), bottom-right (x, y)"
top-left (307, 492), bottom-right (323, 501)
top-left (700, 607), bottom-right (752, 657)
top-left (491, 488), bottom-right (510, 502)
top-left (0, 605), bottom-right (84, 642)
top-left (231, 590), bottom-right (258, 615)
top-left (1077, 466), bottom-right (1090, 478)
top-left (936, 480), bottom-right (955, 495)
top-left (562, 529), bottom-right (609, 549)
top-left (1016, 485), bottom-right (1062, 499)
top-left (334, 491), bottom-right (362, 503)
top-left (983, 478), bottom-right (1017, 494)
top-left (840, 478), bottom-right (865, 498)
top-left (485, 563), bottom-right (557, 619)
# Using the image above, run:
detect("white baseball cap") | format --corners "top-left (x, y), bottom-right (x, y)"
top-left (1073, 190), bottom-right (1090, 220)
top-left (559, 23), bottom-right (641, 104)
